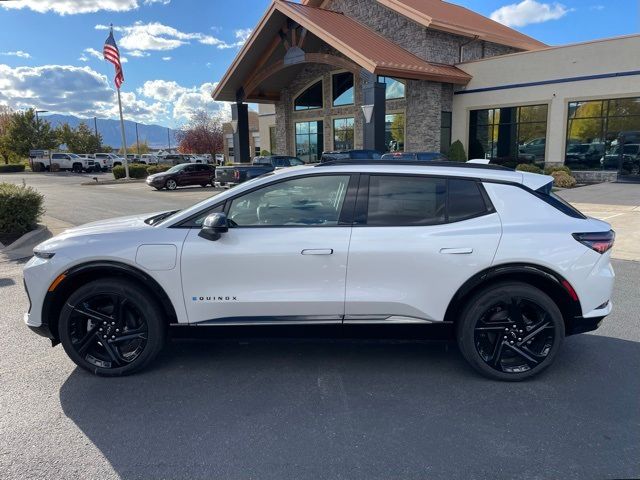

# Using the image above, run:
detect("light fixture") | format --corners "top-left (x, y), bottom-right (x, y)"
top-left (361, 104), bottom-right (374, 124)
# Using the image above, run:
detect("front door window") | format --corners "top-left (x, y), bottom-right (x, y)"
top-left (295, 121), bottom-right (323, 163)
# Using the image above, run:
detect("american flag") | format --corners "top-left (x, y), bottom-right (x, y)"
top-left (103, 27), bottom-right (124, 89)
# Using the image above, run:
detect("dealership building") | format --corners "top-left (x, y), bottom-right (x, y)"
top-left (214, 0), bottom-right (640, 178)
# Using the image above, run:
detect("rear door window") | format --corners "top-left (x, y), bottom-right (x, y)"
top-left (366, 176), bottom-right (446, 226)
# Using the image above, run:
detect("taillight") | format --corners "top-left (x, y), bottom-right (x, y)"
top-left (572, 230), bottom-right (615, 254)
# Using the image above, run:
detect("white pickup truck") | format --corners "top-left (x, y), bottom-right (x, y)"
top-left (49, 153), bottom-right (95, 172)
top-left (94, 153), bottom-right (123, 171)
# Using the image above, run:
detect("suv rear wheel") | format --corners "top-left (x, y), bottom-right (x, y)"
top-left (58, 278), bottom-right (166, 376)
top-left (457, 282), bottom-right (564, 381)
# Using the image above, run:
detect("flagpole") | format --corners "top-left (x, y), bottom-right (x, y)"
top-left (116, 87), bottom-right (130, 179)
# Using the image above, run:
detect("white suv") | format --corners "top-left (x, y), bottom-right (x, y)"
top-left (23, 161), bottom-right (615, 380)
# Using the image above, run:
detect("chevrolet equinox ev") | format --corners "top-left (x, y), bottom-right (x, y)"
top-left (23, 161), bottom-right (615, 380)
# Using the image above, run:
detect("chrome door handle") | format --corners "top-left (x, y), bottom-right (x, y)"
top-left (301, 249), bottom-right (334, 255)
top-left (440, 247), bottom-right (473, 254)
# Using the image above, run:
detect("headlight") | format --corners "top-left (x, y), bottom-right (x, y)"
top-left (33, 250), bottom-right (55, 259)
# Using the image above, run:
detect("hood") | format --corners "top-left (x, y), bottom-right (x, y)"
top-left (36, 213), bottom-right (160, 252)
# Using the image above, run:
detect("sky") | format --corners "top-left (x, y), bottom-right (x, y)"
top-left (0, 0), bottom-right (637, 128)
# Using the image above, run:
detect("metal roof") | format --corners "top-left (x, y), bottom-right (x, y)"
top-left (303, 0), bottom-right (547, 51)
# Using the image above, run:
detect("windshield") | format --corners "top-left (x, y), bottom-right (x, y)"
top-left (155, 171), bottom-right (277, 227)
top-left (166, 165), bottom-right (185, 174)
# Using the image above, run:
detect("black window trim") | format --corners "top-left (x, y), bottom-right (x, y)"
top-left (173, 172), bottom-right (359, 229)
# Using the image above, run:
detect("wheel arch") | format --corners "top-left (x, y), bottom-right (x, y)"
top-left (443, 263), bottom-right (582, 333)
top-left (42, 261), bottom-right (178, 343)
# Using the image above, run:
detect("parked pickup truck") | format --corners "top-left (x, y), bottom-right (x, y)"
top-left (214, 155), bottom-right (304, 187)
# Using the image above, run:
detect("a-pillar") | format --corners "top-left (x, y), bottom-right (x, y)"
top-left (362, 71), bottom-right (386, 152)
top-left (231, 102), bottom-right (250, 163)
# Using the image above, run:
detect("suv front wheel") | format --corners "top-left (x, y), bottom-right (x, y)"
top-left (457, 282), bottom-right (564, 381)
top-left (58, 278), bottom-right (166, 376)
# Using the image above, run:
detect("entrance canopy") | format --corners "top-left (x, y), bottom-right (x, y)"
top-left (212, 0), bottom-right (471, 103)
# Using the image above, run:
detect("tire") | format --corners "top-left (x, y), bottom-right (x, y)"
top-left (58, 278), bottom-right (166, 376)
top-left (165, 179), bottom-right (177, 190)
top-left (72, 163), bottom-right (83, 173)
top-left (456, 282), bottom-right (564, 381)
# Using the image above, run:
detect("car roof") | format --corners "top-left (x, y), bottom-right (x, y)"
top-left (163, 161), bottom-right (551, 227)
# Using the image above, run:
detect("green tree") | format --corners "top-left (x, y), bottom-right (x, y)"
top-left (0, 105), bottom-right (14, 164)
top-left (5, 109), bottom-right (58, 157)
top-left (56, 122), bottom-right (102, 154)
top-left (448, 140), bottom-right (467, 162)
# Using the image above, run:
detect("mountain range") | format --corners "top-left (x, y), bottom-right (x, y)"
top-left (43, 114), bottom-right (177, 149)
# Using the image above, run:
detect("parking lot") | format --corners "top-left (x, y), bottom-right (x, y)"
top-left (0, 172), bottom-right (639, 479)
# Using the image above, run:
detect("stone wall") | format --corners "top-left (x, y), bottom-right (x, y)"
top-left (324, 0), bottom-right (520, 64)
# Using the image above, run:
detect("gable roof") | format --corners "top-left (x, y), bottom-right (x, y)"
top-left (302, 0), bottom-right (547, 51)
top-left (213, 0), bottom-right (470, 102)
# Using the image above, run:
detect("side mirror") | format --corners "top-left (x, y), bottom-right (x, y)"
top-left (199, 212), bottom-right (228, 241)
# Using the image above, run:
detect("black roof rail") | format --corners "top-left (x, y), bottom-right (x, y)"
top-left (315, 159), bottom-right (514, 171)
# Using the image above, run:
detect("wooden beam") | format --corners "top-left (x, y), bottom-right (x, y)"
top-left (244, 52), bottom-right (361, 98)
top-left (298, 28), bottom-right (308, 48)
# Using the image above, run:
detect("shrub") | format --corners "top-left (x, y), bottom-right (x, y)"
top-left (0, 164), bottom-right (25, 173)
top-left (0, 182), bottom-right (45, 235)
top-left (516, 163), bottom-right (543, 174)
top-left (448, 140), bottom-right (467, 162)
top-left (260, 150), bottom-right (271, 156)
top-left (544, 165), bottom-right (572, 176)
top-left (146, 164), bottom-right (172, 175)
top-left (112, 164), bottom-right (149, 179)
top-left (552, 171), bottom-right (577, 188)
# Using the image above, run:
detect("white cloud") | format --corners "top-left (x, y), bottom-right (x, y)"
top-left (95, 21), bottom-right (252, 53)
top-left (127, 50), bottom-right (151, 57)
top-left (136, 79), bottom-right (230, 121)
top-left (1, 0), bottom-right (138, 15)
top-left (84, 48), bottom-right (103, 60)
top-left (0, 51), bottom-right (31, 59)
top-left (490, 0), bottom-right (570, 27)
top-left (143, 0), bottom-right (170, 4)
top-left (137, 80), bottom-right (188, 102)
top-left (0, 63), bottom-right (165, 123)
top-left (590, 5), bottom-right (605, 10)
top-left (161, 56), bottom-right (172, 61)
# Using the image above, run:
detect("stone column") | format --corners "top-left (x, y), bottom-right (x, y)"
top-left (361, 71), bottom-right (386, 152)
top-left (231, 102), bottom-right (250, 163)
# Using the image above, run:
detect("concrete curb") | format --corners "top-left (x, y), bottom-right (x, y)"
top-left (0, 224), bottom-right (52, 261)
top-left (81, 178), bottom-right (146, 186)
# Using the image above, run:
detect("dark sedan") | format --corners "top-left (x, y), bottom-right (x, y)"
top-left (146, 163), bottom-right (215, 190)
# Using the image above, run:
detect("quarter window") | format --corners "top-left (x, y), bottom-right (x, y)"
top-left (366, 176), bottom-right (446, 226)
top-left (448, 179), bottom-right (488, 222)
top-left (332, 72), bottom-right (354, 107)
top-left (228, 175), bottom-right (351, 227)
top-left (378, 76), bottom-right (405, 100)
top-left (294, 81), bottom-right (323, 111)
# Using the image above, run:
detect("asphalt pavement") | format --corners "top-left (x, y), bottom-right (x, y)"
top-left (0, 172), bottom-right (638, 479)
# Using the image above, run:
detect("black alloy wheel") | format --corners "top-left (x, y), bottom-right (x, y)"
top-left (59, 278), bottom-right (165, 376)
top-left (457, 282), bottom-right (564, 381)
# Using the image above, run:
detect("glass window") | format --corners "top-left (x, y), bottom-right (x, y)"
top-left (469, 104), bottom-right (548, 167)
top-left (441, 111), bottom-right (452, 155)
top-left (294, 81), bottom-right (323, 111)
top-left (366, 175), bottom-right (446, 226)
top-left (385, 113), bottom-right (405, 152)
top-left (448, 179), bottom-right (487, 222)
top-left (228, 175), bottom-right (351, 227)
top-left (332, 72), bottom-right (354, 107)
top-left (333, 117), bottom-right (354, 150)
top-left (567, 97), bottom-right (640, 172)
top-left (378, 76), bottom-right (405, 100)
top-left (295, 121), bottom-right (324, 163)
